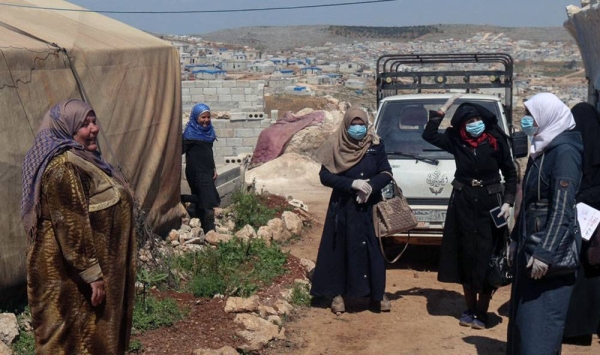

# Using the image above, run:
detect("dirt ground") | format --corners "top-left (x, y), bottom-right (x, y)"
top-left (134, 172), bottom-right (600, 354)
top-left (260, 184), bottom-right (600, 355)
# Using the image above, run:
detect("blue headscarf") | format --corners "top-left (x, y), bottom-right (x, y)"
top-left (183, 103), bottom-right (217, 142)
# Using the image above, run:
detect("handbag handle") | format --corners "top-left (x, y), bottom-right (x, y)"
top-left (378, 170), bottom-right (411, 263)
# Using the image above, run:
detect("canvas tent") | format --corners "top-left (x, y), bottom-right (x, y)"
top-left (0, 0), bottom-right (184, 294)
top-left (565, 4), bottom-right (600, 106)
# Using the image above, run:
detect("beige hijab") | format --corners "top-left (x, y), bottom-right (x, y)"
top-left (316, 106), bottom-right (380, 174)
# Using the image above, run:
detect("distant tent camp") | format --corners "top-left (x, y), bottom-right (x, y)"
top-left (0, 0), bottom-right (184, 296)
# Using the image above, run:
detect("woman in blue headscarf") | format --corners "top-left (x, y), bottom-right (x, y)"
top-left (183, 103), bottom-right (220, 233)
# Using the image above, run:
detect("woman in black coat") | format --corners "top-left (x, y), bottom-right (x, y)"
top-left (310, 107), bottom-right (393, 314)
top-left (563, 102), bottom-right (600, 345)
top-left (422, 101), bottom-right (517, 329)
top-left (183, 103), bottom-right (220, 233)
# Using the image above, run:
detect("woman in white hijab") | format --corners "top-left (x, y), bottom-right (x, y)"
top-left (507, 93), bottom-right (583, 354)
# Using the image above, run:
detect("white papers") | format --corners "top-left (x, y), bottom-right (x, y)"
top-left (576, 202), bottom-right (600, 241)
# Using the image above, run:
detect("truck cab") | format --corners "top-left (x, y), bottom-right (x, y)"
top-left (373, 53), bottom-right (528, 245)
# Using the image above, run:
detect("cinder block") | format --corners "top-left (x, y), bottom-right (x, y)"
top-left (243, 137), bottom-right (258, 147)
top-left (253, 128), bottom-right (266, 136)
top-left (234, 128), bottom-right (255, 138)
top-left (245, 94), bottom-right (258, 102)
top-left (218, 95), bottom-right (232, 102)
top-left (231, 94), bottom-right (245, 102)
top-left (239, 101), bottom-right (253, 108)
top-left (217, 87), bottom-right (230, 95)
top-left (215, 146), bottom-right (234, 156)
top-left (205, 95), bottom-right (218, 101)
top-left (222, 80), bottom-right (236, 88)
top-left (208, 81), bottom-right (223, 88)
top-left (244, 88), bottom-right (255, 95)
top-left (226, 138), bottom-right (243, 146)
top-left (181, 88), bottom-right (190, 96)
top-left (181, 96), bottom-right (192, 103)
top-left (233, 146), bottom-right (254, 154)
top-left (203, 87), bottom-right (217, 95)
top-left (214, 128), bottom-right (234, 138)
top-left (189, 88), bottom-right (203, 95)
top-left (191, 95), bottom-right (205, 102)
top-left (182, 81), bottom-right (196, 88)
top-left (230, 87), bottom-right (244, 95)
top-left (236, 81), bottom-right (250, 88)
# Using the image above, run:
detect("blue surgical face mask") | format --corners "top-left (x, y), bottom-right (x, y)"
top-left (465, 121), bottom-right (485, 137)
top-left (347, 124), bottom-right (367, 140)
top-left (521, 115), bottom-right (538, 136)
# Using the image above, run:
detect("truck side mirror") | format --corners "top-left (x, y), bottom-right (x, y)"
top-left (512, 131), bottom-right (529, 158)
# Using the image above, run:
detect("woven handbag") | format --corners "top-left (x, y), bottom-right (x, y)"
top-left (373, 172), bottom-right (418, 263)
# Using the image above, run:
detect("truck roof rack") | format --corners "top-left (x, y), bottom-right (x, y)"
top-left (376, 53), bottom-right (514, 123)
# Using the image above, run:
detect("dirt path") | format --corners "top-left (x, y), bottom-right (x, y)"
top-left (263, 184), bottom-right (600, 355)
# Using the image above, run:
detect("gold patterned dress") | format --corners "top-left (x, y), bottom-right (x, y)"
top-left (27, 151), bottom-right (136, 355)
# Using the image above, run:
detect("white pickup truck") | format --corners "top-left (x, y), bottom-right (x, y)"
top-left (373, 54), bottom-right (528, 245)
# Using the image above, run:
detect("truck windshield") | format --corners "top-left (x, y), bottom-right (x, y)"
top-left (375, 99), bottom-right (505, 160)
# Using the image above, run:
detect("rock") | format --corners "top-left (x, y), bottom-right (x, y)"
top-left (294, 278), bottom-right (310, 287)
top-left (179, 231), bottom-right (193, 242)
top-left (299, 258), bottom-right (316, 276)
top-left (257, 304), bottom-right (278, 318)
top-left (184, 237), bottom-right (204, 245)
top-left (267, 218), bottom-right (292, 242)
top-left (273, 299), bottom-right (293, 315)
top-left (182, 244), bottom-right (204, 253)
top-left (256, 226), bottom-right (273, 244)
top-left (234, 313), bottom-right (285, 352)
top-left (0, 341), bottom-right (13, 355)
top-left (138, 248), bottom-right (152, 263)
top-left (190, 227), bottom-right (204, 240)
top-left (281, 211), bottom-right (303, 235)
top-left (288, 199), bottom-right (308, 212)
top-left (189, 218), bottom-right (201, 228)
top-left (0, 313), bottom-right (19, 345)
top-left (205, 231), bottom-right (233, 245)
top-left (213, 207), bottom-right (225, 218)
top-left (192, 345), bottom-right (238, 355)
top-left (295, 107), bottom-right (314, 116)
top-left (181, 216), bottom-right (190, 225)
top-left (234, 225), bottom-right (257, 241)
top-left (224, 295), bottom-right (260, 313)
top-left (267, 315), bottom-right (282, 326)
top-left (167, 229), bottom-right (179, 242)
top-left (179, 224), bottom-right (192, 233)
top-left (170, 240), bottom-right (180, 247)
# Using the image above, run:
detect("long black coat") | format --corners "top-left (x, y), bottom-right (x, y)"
top-left (310, 142), bottom-right (392, 301)
top-left (423, 116), bottom-right (517, 292)
top-left (183, 139), bottom-right (220, 208)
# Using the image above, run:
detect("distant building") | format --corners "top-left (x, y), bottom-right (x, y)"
top-left (301, 66), bottom-right (323, 75)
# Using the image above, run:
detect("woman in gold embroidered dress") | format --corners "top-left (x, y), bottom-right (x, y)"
top-left (21, 99), bottom-right (136, 354)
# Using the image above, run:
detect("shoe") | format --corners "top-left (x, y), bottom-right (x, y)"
top-left (459, 310), bottom-right (475, 327)
top-left (471, 312), bottom-right (487, 329)
top-left (380, 295), bottom-right (391, 312)
top-left (331, 295), bottom-right (345, 314)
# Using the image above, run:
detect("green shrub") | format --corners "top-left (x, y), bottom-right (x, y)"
top-left (132, 295), bottom-right (185, 332)
top-left (290, 283), bottom-right (312, 307)
top-left (174, 238), bottom-right (288, 298)
top-left (231, 189), bottom-right (277, 230)
top-left (128, 339), bottom-right (143, 353)
top-left (11, 331), bottom-right (35, 355)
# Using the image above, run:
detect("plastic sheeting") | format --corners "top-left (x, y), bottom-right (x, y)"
top-left (564, 4), bottom-right (600, 105)
top-left (0, 0), bottom-right (184, 291)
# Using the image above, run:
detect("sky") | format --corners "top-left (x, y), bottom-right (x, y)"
top-left (65, 0), bottom-right (579, 35)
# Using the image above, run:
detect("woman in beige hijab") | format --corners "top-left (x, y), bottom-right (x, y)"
top-left (310, 107), bottom-right (393, 314)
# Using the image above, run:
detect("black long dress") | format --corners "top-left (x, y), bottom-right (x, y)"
top-left (422, 116), bottom-right (517, 293)
top-left (183, 139), bottom-right (220, 230)
top-left (310, 142), bottom-right (392, 301)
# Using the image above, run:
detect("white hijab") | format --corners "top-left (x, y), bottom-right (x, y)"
top-left (524, 93), bottom-right (575, 159)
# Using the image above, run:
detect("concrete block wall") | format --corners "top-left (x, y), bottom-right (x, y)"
top-left (211, 116), bottom-right (275, 165)
top-left (182, 80), bottom-right (265, 112)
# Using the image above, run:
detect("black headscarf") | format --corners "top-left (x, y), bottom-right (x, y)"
top-left (450, 102), bottom-right (498, 128)
top-left (572, 102), bottom-right (600, 194)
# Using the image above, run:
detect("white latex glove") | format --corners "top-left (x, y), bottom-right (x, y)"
top-left (527, 256), bottom-right (549, 280)
top-left (440, 94), bottom-right (462, 113)
top-left (507, 241), bottom-right (517, 267)
top-left (356, 190), bottom-right (371, 204)
top-left (497, 203), bottom-right (511, 219)
top-left (351, 179), bottom-right (372, 195)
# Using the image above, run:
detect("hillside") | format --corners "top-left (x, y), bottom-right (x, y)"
top-left (199, 24), bottom-right (574, 51)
